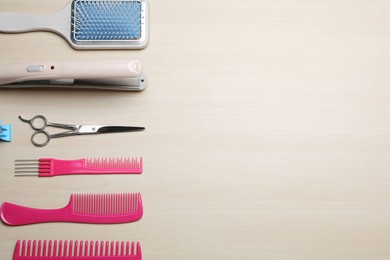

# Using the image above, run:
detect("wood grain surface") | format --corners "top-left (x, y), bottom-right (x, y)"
top-left (1, 0), bottom-right (390, 259)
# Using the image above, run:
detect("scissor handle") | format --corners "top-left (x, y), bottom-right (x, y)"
top-left (31, 130), bottom-right (50, 147)
top-left (19, 115), bottom-right (48, 131)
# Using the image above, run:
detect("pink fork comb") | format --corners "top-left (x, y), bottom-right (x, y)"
top-left (0, 193), bottom-right (143, 226)
top-left (14, 157), bottom-right (143, 177)
top-left (13, 240), bottom-right (142, 260)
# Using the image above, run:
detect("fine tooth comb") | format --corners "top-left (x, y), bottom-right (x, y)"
top-left (0, 193), bottom-right (143, 226)
top-left (0, 0), bottom-right (149, 50)
top-left (13, 240), bottom-right (142, 260)
top-left (14, 157), bottom-right (143, 177)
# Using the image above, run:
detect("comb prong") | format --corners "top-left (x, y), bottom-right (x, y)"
top-left (13, 240), bottom-right (21, 258)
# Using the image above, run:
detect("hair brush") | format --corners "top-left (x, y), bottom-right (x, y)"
top-left (0, 0), bottom-right (149, 50)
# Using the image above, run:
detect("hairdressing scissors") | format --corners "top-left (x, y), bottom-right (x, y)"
top-left (19, 115), bottom-right (145, 147)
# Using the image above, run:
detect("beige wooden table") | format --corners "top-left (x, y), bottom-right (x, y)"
top-left (1, 1), bottom-right (390, 259)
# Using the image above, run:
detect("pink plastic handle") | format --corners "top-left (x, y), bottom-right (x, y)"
top-left (0, 202), bottom-right (71, 225)
top-left (38, 158), bottom-right (143, 176)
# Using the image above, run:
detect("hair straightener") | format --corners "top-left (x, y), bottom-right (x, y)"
top-left (0, 59), bottom-right (147, 91)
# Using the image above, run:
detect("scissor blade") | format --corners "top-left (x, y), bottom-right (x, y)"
top-left (97, 126), bottom-right (145, 134)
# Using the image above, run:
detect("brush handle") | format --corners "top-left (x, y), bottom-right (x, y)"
top-left (0, 60), bottom-right (143, 85)
top-left (0, 202), bottom-right (70, 226)
top-left (0, 2), bottom-right (70, 34)
top-left (0, 13), bottom-right (57, 33)
top-left (38, 158), bottom-right (143, 177)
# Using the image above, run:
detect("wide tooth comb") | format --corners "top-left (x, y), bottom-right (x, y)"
top-left (0, 193), bottom-right (143, 226)
top-left (14, 240), bottom-right (142, 260)
top-left (14, 157), bottom-right (143, 177)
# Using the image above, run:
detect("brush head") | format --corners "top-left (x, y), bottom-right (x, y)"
top-left (70, 0), bottom-right (148, 48)
top-left (14, 240), bottom-right (142, 259)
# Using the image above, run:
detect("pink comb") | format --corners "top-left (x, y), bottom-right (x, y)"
top-left (13, 240), bottom-right (142, 260)
top-left (14, 157), bottom-right (143, 177)
top-left (0, 193), bottom-right (143, 226)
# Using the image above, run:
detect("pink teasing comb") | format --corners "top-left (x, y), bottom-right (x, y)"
top-left (0, 193), bottom-right (143, 226)
top-left (13, 240), bottom-right (142, 260)
top-left (14, 157), bottom-right (143, 177)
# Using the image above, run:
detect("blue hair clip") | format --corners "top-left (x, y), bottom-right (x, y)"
top-left (0, 121), bottom-right (12, 142)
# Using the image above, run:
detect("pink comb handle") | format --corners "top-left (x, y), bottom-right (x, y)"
top-left (38, 158), bottom-right (143, 177)
top-left (0, 193), bottom-right (143, 226)
top-left (13, 240), bottom-right (142, 260)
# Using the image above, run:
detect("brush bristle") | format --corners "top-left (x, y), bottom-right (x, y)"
top-left (71, 0), bottom-right (143, 42)
top-left (85, 157), bottom-right (142, 169)
top-left (14, 240), bottom-right (141, 258)
top-left (71, 193), bottom-right (141, 215)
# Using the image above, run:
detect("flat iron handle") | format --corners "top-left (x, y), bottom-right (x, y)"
top-left (0, 60), bottom-right (142, 85)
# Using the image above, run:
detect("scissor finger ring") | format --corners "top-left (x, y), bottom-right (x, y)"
top-left (31, 130), bottom-right (51, 147)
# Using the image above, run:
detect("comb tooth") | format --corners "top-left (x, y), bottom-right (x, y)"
top-left (21, 240), bottom-right (26, 256)
top-left (115, 194), bottom-right (119, 215)
top-left (94, 241), bottom-right (98, 256)
top-left (48, 240), bottom-right (53, 257)
top-left (79, 240), bottom-right (83, 256)
top-left (54, 240), bottom-right (58, 257)
top-left (125, 193), bottom-right (129, 215)
top-left (72, 194), bottom-right (77, 214)
top-left (125, 241), bottom-right (130, 256)
top-left (14, 240), bottom-right (21, 257)
top-left (84, 241), bottom-right (88, 256)
top-left (75, 241), bottom-right (79, 257)
top-left (134, 193), bottom-right (138, 213)
top-left (37, 240), bottom-right (42, 257)
top-left (87, 194), bottom-right (92, 215)
top-left (87, 241), bottom-right (91, 256)
top-left (106, 194), bottom-right (110, 216)
top-left (100, 241), bottom-right (105, 256)
top-left (120, 241), bottom-right (125, 256)
top-left (105, 241), bottom-right (110, 256)
top-left (133, 193), bottom-right (137, 213)
top-left (110, 241), bottom-right (114, 256)
top-left (113, 194), bottom-right (117, 215)
top-left (110, 194), bottom-right (114, 215)
top-left (107, 194), bottom-right (111, 215)
top-left (64, 240), bottom-right (68, 257)
top-left (129, 193), bottom-right (134, 213)
top-left (136, 242), bottom-right (142, 257)
top-left (94, 194), bottom-right (98, 215)
top-left (27, 240), bottom-right (32, 257)
top-left (131, 241), bottom-right (135, 255)
top-left (69, 240), bottom-right (74, 257)
top-left (83, 194), bottom-right (87, 214)
top-left (119, 193), bottom-right (123, 215)
top-left (116, 241), bottom-right (120, 256)
top-left (124, 193), bottom-right (129, 214)
top-left (42, 240), bottom-right (47, 257)
top-left (101, 194), bottom-right (105, 215)
top-left (59, 240), bottom-right (63, 257)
